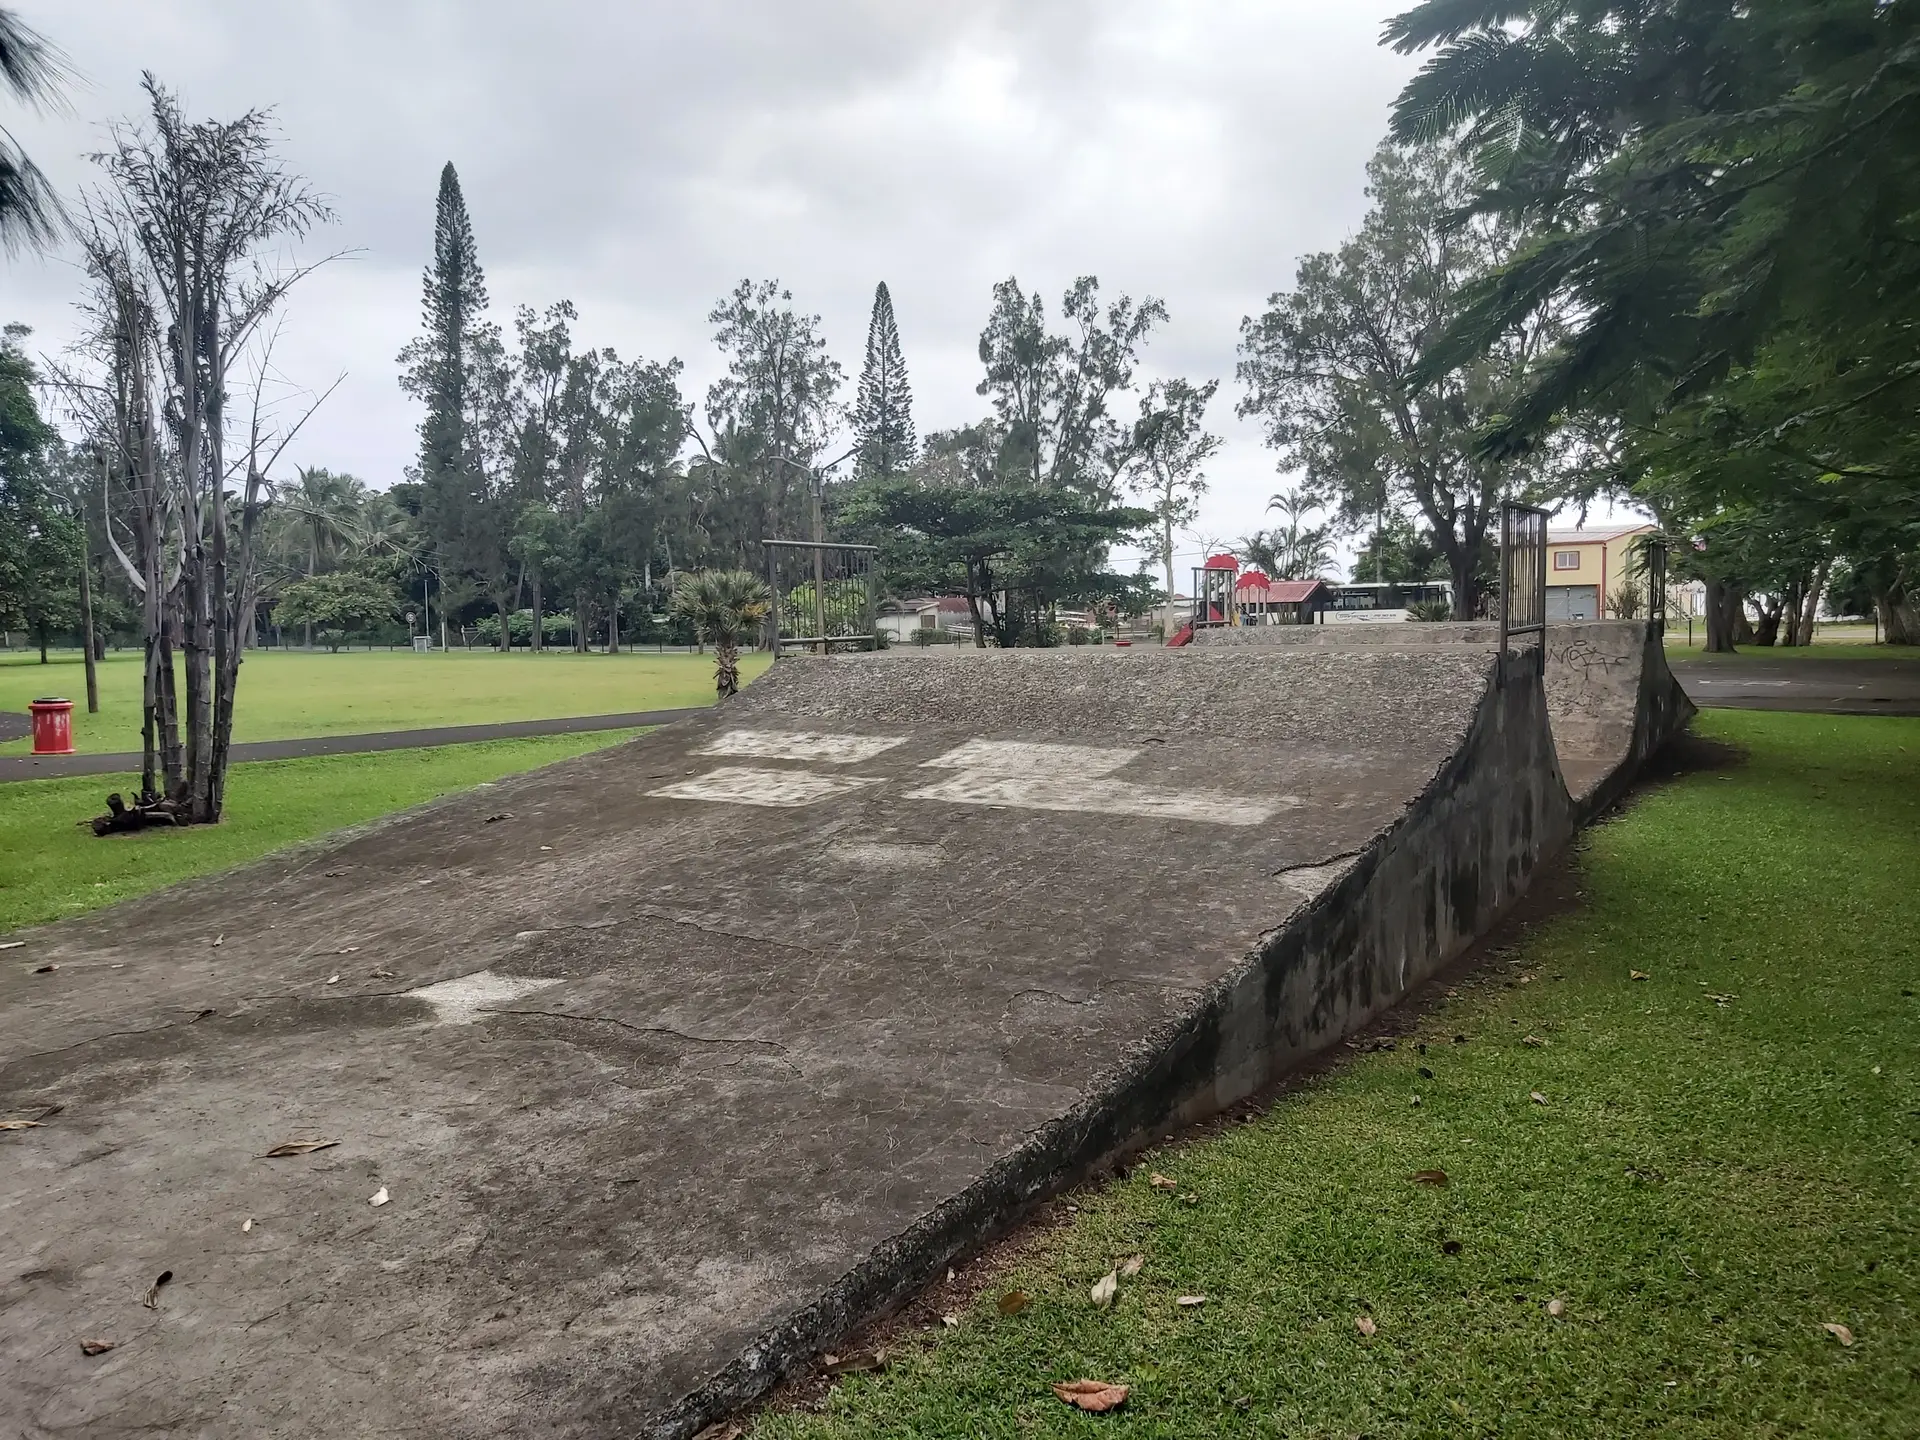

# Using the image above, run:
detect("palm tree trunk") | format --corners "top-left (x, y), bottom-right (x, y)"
top-left (716, 640), bottom-right (740, 698)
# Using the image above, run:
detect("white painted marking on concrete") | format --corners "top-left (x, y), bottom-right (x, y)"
top-left (698, 729), bottom-right (909, 764)
top-left (406, 970), bottom-right (563, 1025)
top-left (918, 739), bottom-right (1140, 776)
top-left (827, 841), bottom-right (946, 868)
top-left (649, 766), bottom-right (884, 809)
top-left (905, 772), bottom-right (1279, 827)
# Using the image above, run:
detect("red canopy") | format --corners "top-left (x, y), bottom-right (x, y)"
top-left (1202, 553), bottom-right (1240, 572)
top-left (1235, 570), bottom-right (1273, 593)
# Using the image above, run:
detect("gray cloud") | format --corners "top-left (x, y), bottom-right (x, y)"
top-left (5, 0), bottom-right (1418, 568)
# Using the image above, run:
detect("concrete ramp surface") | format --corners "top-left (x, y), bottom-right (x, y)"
top-left (0, 639), bottom-right (1678, 1438)
top-left (1195, 619), bottom-right (1695, 815)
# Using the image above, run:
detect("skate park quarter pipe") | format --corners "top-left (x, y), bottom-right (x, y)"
top-left (0, 632), bottom-right (1687, 1438)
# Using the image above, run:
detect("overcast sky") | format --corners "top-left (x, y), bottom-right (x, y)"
top-left (5, 0), bottom-right (1436, 576)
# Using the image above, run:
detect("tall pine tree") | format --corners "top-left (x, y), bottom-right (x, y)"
top-left (397, 163), bottom-right (490, 590)
top-left (853, 281), bottom-right (916, 482)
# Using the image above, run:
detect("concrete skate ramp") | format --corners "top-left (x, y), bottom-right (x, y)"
top-left (1195, 620), bottom-right (1694, 816)
top-left (2, 647), bottom-right (1570, 1440)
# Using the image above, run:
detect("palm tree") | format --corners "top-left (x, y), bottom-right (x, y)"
top-left (670, 569), bottom-right (771, 699)
top-left (282, 467), bottom-right (365, 646)
top-left (0, 9), bottom-right (69, 255)
top-left (1263, 488), bottom-right (1336, 579)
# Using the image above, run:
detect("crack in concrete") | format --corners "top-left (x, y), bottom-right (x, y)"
top-left (1272, 844), bottom-right (1367, 881)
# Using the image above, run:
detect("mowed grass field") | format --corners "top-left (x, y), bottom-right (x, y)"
top-left (0, 730), bottom-right (642, 933)
top-left (0, 647), bottom-right (770, 756)
top-left (760, 710), bottom-right (1920, 1440)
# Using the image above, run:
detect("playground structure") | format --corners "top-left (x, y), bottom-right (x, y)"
top-left (0, 531), bottom-right (1694, 1438)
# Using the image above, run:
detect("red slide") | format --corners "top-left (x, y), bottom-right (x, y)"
top-left (1165, 622), bottom-right (1195, 647)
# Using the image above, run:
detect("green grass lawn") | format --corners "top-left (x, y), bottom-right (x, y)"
top-left (762, 710), bottom-right (1920, 1440)
top-left (0, 647), bottom-right (769, 756)
top-left (1665, 629), bottom-right (1920, 661)
top-left (0, 730), bottom-right (640, 933)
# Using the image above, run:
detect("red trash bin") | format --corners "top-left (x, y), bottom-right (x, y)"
top-left (29, 697), bottom-right (75, 756)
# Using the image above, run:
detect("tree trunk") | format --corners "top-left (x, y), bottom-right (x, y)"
top-left (716, 640), bottom-right (740, 698)
top-left (1162, 519), bottom-right (1177, 640)
top-left (574, 587), bottom-right (591, 653)
top-left (1793, 558), bottom-right (1831, 646)
top-left (530, 572), bottom-right (543, 653)
top-left (1447, 544), bottom-right (1476, 622)
top-left (1703, 577), bottom-right (1741, 653)
top-left (497, 597), bottom-right (512, 653)
top-left (607, 590), bottom-right (620, 655)
top-left (1876, 591), bottom-right (1918, 645)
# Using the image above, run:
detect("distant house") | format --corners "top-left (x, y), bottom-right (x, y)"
top-left (876, 596), bottom-right (974, 641)
top-left (1545, 523), bottom-right (1658, 619)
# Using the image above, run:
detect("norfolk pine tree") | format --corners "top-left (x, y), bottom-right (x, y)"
top-left (398, 163), bottom-right (491, 621)
top-left (853, 281), bottom-right (916, 482)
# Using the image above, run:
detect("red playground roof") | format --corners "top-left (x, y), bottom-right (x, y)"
top-left (1267, 579), bottom-right (1328, 604)
top-left (1202, 553), bottom-right (1240, 572)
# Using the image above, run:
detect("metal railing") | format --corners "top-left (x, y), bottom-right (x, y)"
top-left (1499, 502), bottom-right (1549, 669)
top-left (763, 540), bottom-right (879, 656)
top-left (1644, 537), bottom-right (1669, 637)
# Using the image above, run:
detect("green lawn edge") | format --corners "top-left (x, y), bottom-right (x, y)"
top-left (0, 729), bottom-right (642, 933)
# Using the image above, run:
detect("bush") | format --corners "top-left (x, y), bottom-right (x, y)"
top-left (1067, 626), bottom-right (1091, 645)
top-left (1408, 598), bottom-right (1453, 622)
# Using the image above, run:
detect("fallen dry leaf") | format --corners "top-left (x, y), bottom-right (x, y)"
top-left (821, 1350), bottom-right (884, 1376)
top-left (1120, 1255), bottom-right (1145, 1277)
top-left (483, 813), bottom-right (512, 825)
top-left (941, 1314), bottom-right (958, 1328)
top-left (79, 1338), bottom-right (116, 1356)
top-left (0, 1119), bottom-right (44, 1131)
top-left (1547, 1299), bottom-right (1567, 1318)
top-left (1355, 1315), bottom-right (1377, 1337)
top-left (1052, 1380), bottom-right (1128, 1413)
top-left (1530, 1091), bottom-right (1549, 1105)
top-left (1410, 1169), bottom-right (1449, 1187)
top-left (1176, 1295), bottom-right (1206, 1308)
top-left (262, 1139), bottom-right (339, 1158)
top-left (1822, 1322), bottom-right (1854, 1347)
top-left (691, 1423), bottom-right (743, 1440)
top-left (33, 963), bottom-right (56, 973)
top-left (210, 935), bottom-right (223, 948)
top-left (1090, 1270), bottom-right (1119, 1309)
top-left (338, 946), bottom-right (360, 955)
top-left (0, 940), bottom-right (24, 950)
top-left (1148, 1172), bottom-right (1177, 1190)
top-left (1522, 1035), bottom-right (1546, 1047)
top-left (368, 1186), bottom-right (390, 1207)
top-left (997, 1290), bottom-right (1031, 1316)
top-left (1630, 970), bottom-right (1649, 981)
top-left (242, 1218), bottom-right (253, 1233)
top-left (325, 974), bottom-right (341, 986)
top-left (142, 1270), bottom-right (172, 1309)
top-left (370, 968), bottom-right (397, 980)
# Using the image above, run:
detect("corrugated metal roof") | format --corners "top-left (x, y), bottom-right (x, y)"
top-left (1546, 523), bottom-right (1654, 544)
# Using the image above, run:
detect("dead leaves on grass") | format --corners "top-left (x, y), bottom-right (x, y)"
top-left (821, 1350), bottom-right (885, 1376)
top-left (1409, 1169), bottom-right (1449, 1187)
top-left (79, 1337), bottom-right (117, 1356)
top-left (1089, 1271), bottom-right (1119, 1309)
top-left (1355, 1315), bottom-right (1377, 1337)
top-left (1822, 1322), bottom-right (1855, 1347)
top-left (997, 1290), bottom-right (1031, 1316)
top-left (1052, 1380), bottom-right (1129, 1413)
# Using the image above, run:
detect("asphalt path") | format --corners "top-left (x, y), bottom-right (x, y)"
top-left (0, 707), bottom-right (704, 782)
top-left (1670, 656), bottom-right (1920, 716)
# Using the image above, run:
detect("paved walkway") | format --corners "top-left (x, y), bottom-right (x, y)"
top-left (0, 707), bottom-right (705, 782)
top-left (1670, 656), bottom-right (1920, 716)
